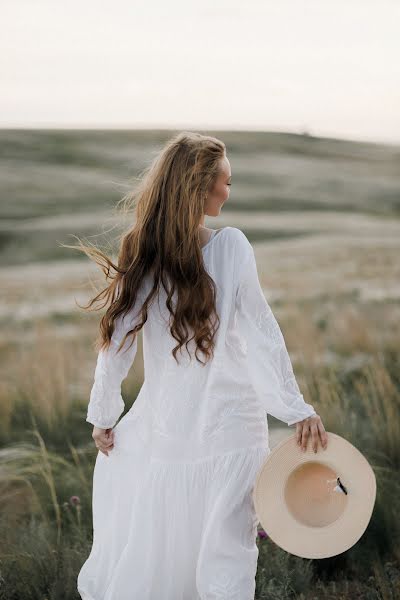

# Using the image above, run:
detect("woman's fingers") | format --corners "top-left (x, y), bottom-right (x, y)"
top-left (310, 421), bottom-right (320, 453)
top-left (92, 428), bottom-right (114, 456)
top-left (295, 419), bottom-right (310, 451)
top-left (301, 423), bottom-right (310, 451)
top-left (295, 421), bottom-right (305, 446)
top-left (295, 422), bottom-right (302, 446)
top-left (295, 415), bottom-right (328, 453)
top-left (317, 418), bottom-right (328, 450)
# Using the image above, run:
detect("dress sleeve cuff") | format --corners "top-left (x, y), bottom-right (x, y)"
top-left (85, 387), bottom-right (125, 429)
top-left (286, 406), bottom-right (317, 426)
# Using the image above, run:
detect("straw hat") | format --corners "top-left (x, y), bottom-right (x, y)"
top-left (253, 432), bottom-right (376, 559)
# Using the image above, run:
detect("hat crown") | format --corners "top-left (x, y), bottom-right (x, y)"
top-left (285, 461), bottom-right (348, 528)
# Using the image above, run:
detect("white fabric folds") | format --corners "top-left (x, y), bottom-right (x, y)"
top-left (234, 229), bottom-right (317, 426)
top-left (77, 444), bottom-right (270, 600)
top-left (86, 309), bottom-right (141, 429)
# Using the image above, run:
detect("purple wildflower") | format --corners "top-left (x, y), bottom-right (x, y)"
top-left (257, 528), bottom-right (268, 539)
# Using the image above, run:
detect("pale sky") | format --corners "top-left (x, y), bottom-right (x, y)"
top-left (1, 0), bottom-right (399, 144)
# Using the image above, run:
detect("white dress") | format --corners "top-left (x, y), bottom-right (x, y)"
top-left (77, 226), bottom-right (316, 600)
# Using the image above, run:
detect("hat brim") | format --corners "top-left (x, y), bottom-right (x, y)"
top-left (253, 432), bottom-right (376, 559)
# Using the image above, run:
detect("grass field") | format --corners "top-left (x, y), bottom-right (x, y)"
top-left (0, 129), bottom-right (399, 599)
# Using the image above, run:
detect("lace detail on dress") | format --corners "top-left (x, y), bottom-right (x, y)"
top-left (254, 301), bottom-right (284, 346)
top-left (204, 569), bottom-right (247, 600)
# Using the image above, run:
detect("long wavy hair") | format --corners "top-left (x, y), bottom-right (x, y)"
top-left (65, 131), bottom-right (226, 365)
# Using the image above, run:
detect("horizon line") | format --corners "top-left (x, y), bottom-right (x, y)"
top-left (0, 124), bottom-right (399, 148)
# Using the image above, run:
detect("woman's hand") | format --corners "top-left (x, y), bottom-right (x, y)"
top-left (295, 414), bottom-right (328, 453)
top-left (92, 426), bottom-right (115, 456)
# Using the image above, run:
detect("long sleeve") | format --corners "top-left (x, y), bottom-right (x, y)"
top-left (86, 302), bottom-right (142, 429)
top-left (234, 231), bottom-right (317, 426)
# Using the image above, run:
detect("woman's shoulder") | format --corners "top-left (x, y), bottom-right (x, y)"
top-left (221, 226), bottom-right (253, 253)
top-left (211, 227), bottom-right (253, 278)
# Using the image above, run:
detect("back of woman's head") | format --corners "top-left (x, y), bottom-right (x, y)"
top-left (72, 131), bottom-right (227, 365)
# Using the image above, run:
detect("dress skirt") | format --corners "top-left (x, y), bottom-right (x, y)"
top-left (77, 418), bottom-right (270, 600)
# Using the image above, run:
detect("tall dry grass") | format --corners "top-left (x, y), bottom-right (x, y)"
top-left (0, 301), bottom-right (399, 599)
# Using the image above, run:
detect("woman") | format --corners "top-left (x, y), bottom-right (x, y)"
top-left (76, 131), bottom-right (328, 599)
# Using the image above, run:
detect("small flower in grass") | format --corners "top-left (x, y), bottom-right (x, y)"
top-left (69, 495), bottom-right (82, 527)
top-left (257, 527), bottom-right (268, 539)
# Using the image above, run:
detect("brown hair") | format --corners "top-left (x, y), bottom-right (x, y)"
top-left (66, 131), bottom-right (226, 365)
